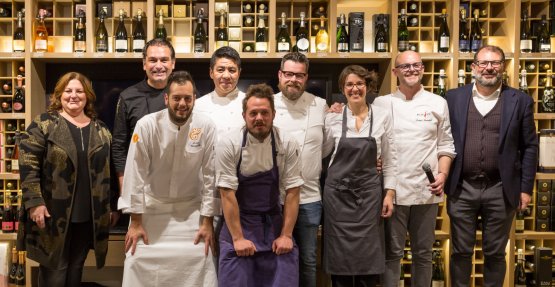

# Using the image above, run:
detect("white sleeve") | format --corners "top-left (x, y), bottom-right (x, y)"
top-left (321, 104), bottom-right (335, 158)
top-left (281, 137), bottom-right (304, 190)
top-left (215, 132), bottom-right (240, 191)
top-left (437, 100), bottom-right (456, 158)
top-left (380, 113), bottom-right (398, 191)
top-left (200, 122), bottom-right (221, 216)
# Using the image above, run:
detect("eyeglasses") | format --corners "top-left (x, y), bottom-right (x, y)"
top-left (280, 70), bottom-right (307, 80)
top-left (474, 60), bottom-right (504, 68)
top-left (345, 82), bottom-right (366, 90)
top-left (395, 62), bottom-right (424, 71)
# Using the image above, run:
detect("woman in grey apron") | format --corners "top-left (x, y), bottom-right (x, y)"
top-left (323, 65), bottom-right (397, 287)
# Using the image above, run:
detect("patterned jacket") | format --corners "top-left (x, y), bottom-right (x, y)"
top-left (17, 112), bottom-right (112, 269)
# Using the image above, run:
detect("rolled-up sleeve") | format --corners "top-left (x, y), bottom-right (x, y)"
top-left (437, 101), bottom-right (456, 158)
top-left (215, 134), bottom-right (240, 191)
top-left (281, 137), bottom-right (304, 191)
top-left (200, 123), bottom-right (221, 216)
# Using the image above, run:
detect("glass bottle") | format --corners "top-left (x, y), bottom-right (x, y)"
top-left (437, 69), bottom-right (446, 98)
top-left (519, 69), bottom-right (529, 96)
top-left (514, 249), bottom-right (526, 287)
top-left (520, 9), bottom-right (532, 53)
top-left (276, 12), bottom-right (291, 53)
top-left (132, 9), bottom-right (146, 53)
top-left (515, 210), bottom-right (525, 233)
top-left (74, 10), bottom-right (86, 52)
top-left (2, 199), bottom-right (13, 233)
top-left (8, 247), bottom-right (17, 286)
top-left (15, 251), bottom-right (24, 287)
top-left (458, 69), bottom-right (465, 87)
top-left (315, 15), bottom-right (329, 52)
top-left (13, 10), bottom-right (24, 52)
top-left (432, 251), bottom-right (445, 287)
top-left (155, 9), bottom-right (167, 40)
top-left (437, 9), bottom-right (450, 53)
top-left (398, 9), bottom-right (409, 52)
top-left (538, 15), bottom-right (551, 53)
top-left (459, 8), bottom-right (469, 53)
top-left (13, 75), bottom-right (24, 113)
top-left (337, 13), bottom-right (349, 52)
top-left (375, 14), bottom-right (388, 52)
top-left (215, 10), bottom-right (228, 49)
top-left (34, 9), bottom-right (48, 52)
top-left (114, 9), bottom-right (128, 52)
top-left (542, 70), bottom-right (554, 112)
top-left (295, 12), bottom-right (309, 52)
top-left (407, 1), bottom-right (418, 13)
top-left (470, 9), bottom-right (482, 53)
top-left (255, 11), bottom-right (268, 52)
top-left (95, 7), bottom-right (109, 52)
top-left (243, 2), bottom-right (252, 13)
top-left (193, 8), bottom-right (207, 53)
top-left (399, 265), bottom-right (405, 287)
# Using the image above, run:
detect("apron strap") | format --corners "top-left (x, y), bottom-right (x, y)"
top-left (340, 105), bottom-right (374, 138)
top-left (236, 129), bottom-right (278, 175)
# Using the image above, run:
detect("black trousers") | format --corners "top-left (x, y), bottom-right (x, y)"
top-left (38, 221), bottom-right (93, 287)
top-left (331, 274), bottom-right (379, 287)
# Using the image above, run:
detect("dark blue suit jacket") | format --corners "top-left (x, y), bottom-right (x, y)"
top-left (445, 84), bottom-right (538, 208)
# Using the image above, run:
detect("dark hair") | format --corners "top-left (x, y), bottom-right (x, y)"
top-left (210, 46), bottom-right (241, 70)
top-left (280, 52), bottom-right (309, 72)
top-left (164, 71), bottom-right (197, 96)
top-left (49, 72), bottom-right (97, 119)
top-left (242, 83), bottom-right (275, 113)
top-left (143, 38), bottom-right (176, 60)
top-left (473, 45), bottom-right (505, 62)
top-left (338, 65), bottom-right (379, 94)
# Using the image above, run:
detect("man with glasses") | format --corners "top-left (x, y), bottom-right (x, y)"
top-left (273, 52), bottom-right (334, 287)
top-left (445, 45), bottom-right (537, 287)
top-left (375, 51), bottom-right (455, 287)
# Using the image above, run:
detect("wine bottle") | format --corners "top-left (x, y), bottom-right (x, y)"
top-left (459, 8), bottom-right (469, 53)
top-left (215, 10), bottom-right (228, 49)
top-left (432, 251), bottom-right (445, 287)
top-left (255, 11), bottom-right (268, 52)
top-left (313, 5), bottom-right (326, 18)
top-left (13, 75), bottom-right (23, 113)
top-left (155, 9), bottom-right (167, 40)
top-left (375, 14), bottom-right (389, 52)
top-left (13, 10), bottom-right (24, 53)
top-left (15, 251), bottom-right (24, 287)
top-left (34, 9), bottom-right (48, 52)
top-left (408, 15), bottom-right (418, 27)
top-left (295, 12), bottom-right (309, 52)
top-left (132, 9), bottom-right (146, 53)
top-left (458, 69), bottom-right (465, 87)
top-left (193, 8), bottom-right (207, 53)
top-left (520, 9), bottom-right (532, 53)
top-left (74, 10), bottom-right (86, 52)
top-left (243, 15), bottom-right (254, 27)
top-left (542, 70), bottom-right (555, 112)
top-left (407, 1), bottom-right (418, 13)
top-left (519, 69), bottom-right (529, 96)
top-left (2, 199), bottom-right (13, 233)
top-left (502, 71), bottom-right (509, 86)
top-left (437, 69), bottom-right (446, 98)
top-left (243, 2), bottom-right (252, 13)
top-left (470, 9), bottom-right (482, 53)
top-left (437, 9), bottom-right (450, 53)
top-left (514, 249), bottom-right (526, 287)
top-left (399, 265), bottom-right (405, 287)
top-left (525, 63), bottom-right (536, 72)
top-left (0, 7), bottom-right (11, 18)
top-left (8, 247), bottom-right (17, 286)
top-left (11, 130), bottom-right (20, 174)
top-left (540, 63), bottom-right (551, 71)
top-left (316, 15), bottom-right (329, 52)
top-left (538, 15), bottom-right (550, 53)
top-left (398, 9), bottom-right (409, 52)
top-left (277, 12), bottom-right (291, 52)
top-left (337, 13), bottom-right (349, 52)
top-left (95, 7), bottom-right (109, 52)
top-left (515, 210), bottom-right (525, 233)
top-left (115, 9), bottom-right (128, 52)
top-left (258, 3), bottom-right (268, 14)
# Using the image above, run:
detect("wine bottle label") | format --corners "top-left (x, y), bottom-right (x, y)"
top-left (34, 39), bottom-right (47, 51)
top-left (2, 222), bottom-right (14, 231)
top-left (377, 43), bottom-right (388, 51)
top-left (440, 36), bottom-right (449, 48)
top-left (74, 41), bottom-right (86, 52)
top-left (353, 42), bottom-right (363, 50)
top-left (216, 41), bottom-right (228, 49)
top-left (337, 43), bottom-right (349, 52)
top-left (194, 43), bottom-right (205, 52)
top-left (115, 39), bottom-right (128, 51)
top-left (471, 40), bottom-right (482, 51)
top-left (432, 280), bottom-right (445, 287)
top-left (133, 40), bottom-right (145, 51)
top-left (255, 42), bottom-right (268, 52)
top-left (409, 17), bottom-right (418, 26)
top-left (520, 40), bottom-right (532, 51)
top-left (316, 42), bottom-right (328, 51)
top-left (459, 40), bottom-right (469, 51)
top-left (542, 88), bottom-right (555, 112)
top-left (13, 40), bottom-right (24, 52)
top-left (297, 38), bottom-right (309, 51)
top-left (516, 219), bottom-right (524, 231)
top-left (277, 42), bottom-right (290, 52)
top-left (540, 43), bottom-right (550, 52)
top-left (399, 40), bottom-right (409, 51)
top-left (13, 102), bottom-right (22, 112)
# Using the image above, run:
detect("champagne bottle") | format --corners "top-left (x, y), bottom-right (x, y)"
top-left (243, 15), bottom-right (254, 27)
top-left (258, 3), bottom-right (268, 13)
top-left (74, 10), bottom-right (86, 52)
top-left (193, 8), bottom-right (207, 53)
top-left (398, 9), bottom-right (409, 52)
top-left (337, 13), bottom-right (349, 52)
top-left (132, 9), bottom-right (146, 53)
top-left (276, 12), bottom-right (291, 52)
top-left (375, 14), bottom-right (388, 52)
top-left (542, 70), bottom-right (555, 112)
top-left (8, 247), bottom-right (17, 286)
top-left (502, 71), bottom-right (509, 86)
top-left (12, 75), bottom-right (23, 113)
top-left (408, 1), bottom-right (418, 13)
top-left (13, 10), bottom-right (24, 52)
top-left (34, 9), bottom-right (48, 52)
top-left (459, 8), bottom-right (469, 53)
top-left (525, 63), bottom-right (536, 73)
top-left (115, 9), bottom-right (128, 52)
top-left (538, 15), bottom-right (550, 53)
top-left (399, 265), bottom-right (405, 287)
top-left (15, 251), bottom-right (24, 287)
top-left (539, 63), bottom-right (551, 71)
top-left (519, 69), bottom-right (529, 96)
top-left (515, 249), bottom-right (527, 287)
top-left (470, 9), bottom-right (482, 53)
top-left (11, 130), bottom-right (20, 173)
top-left (316, 15), bottom-right (329, 52)
top-left (432, 251), bottom-right (445, 287)
top-left (155, 9), bottom-right (167, 40)
top-left (0, 7), bottom-right (11, 18)
top-left (458, 69), bottom-right (465, 87)
top-left (95, 7), bottom-right (108, 52)
top-left (515, 210), bottom-right (525, 233)
top-left (215, 10), bottom-right (228, 49)
top-left (437, 9), bottom-right (450, 53)
top-left (408, 15), bottom-right (418, 27)
top-left (243, 2), bottom-right (252, 13)
top-left (437, 69), bottom-right (446, 98)
top-left (255, 11), bottom-right (268, 52)
top-left (520, 9), bottom-right (532, 53)
top-left (295, 12), bottom-right (309, 52)
top-left (2, 199), bottom-right (13, 233)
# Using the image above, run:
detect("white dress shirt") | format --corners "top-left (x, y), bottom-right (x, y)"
top-left (374, 86), bottom-right (456, 205)
top-left (195, 88), bottom-right (246, 135)
top-left (118, 109), bottom-right (220, 216)
top-left (472, 84), bottom-right (501, 116)
top-left (325, 105), bottom-right (398, 191)
top-left (216, 126), bottom-right (304, 202)
top-left (273, 91), bottom-right (333, 204)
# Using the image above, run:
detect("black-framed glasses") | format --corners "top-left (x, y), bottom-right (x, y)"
top-left (345, 82), bottom-right (366, 90)
top-left (395, 62), bottom-right (424, 71)
top-left (280, 70), bottom-right (307, 80)
top-left (474, 60), bottom-right (504, 68)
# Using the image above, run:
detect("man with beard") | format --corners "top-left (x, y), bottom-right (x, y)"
top-left (216, 83), bottom-right (303, 286)
top-left (445, 45), bottom-right (537, 287)
top-left (119, 71), bottom-right (219, 286)
top-left (273, 52), bottom-right (333, 287)
top-left (375, 51), bottom-right (455, 287)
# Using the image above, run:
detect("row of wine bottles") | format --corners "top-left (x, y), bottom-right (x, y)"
top-left (399, 250), bottom-right (445, 287)
top-left (8, 248), bottom-right (25, 287)
top-left (1, 76), bottom-right (25, 114)
top-left (519, 10), bottom-right (553, 53)
top-left (2, 194), bottom-right (21, 234)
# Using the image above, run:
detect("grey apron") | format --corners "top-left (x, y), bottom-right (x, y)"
top-left (323, 106), bottom-right (385, 275)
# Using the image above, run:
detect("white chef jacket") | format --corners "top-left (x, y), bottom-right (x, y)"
top-left (196, 88), bottom-right (246, 135)
top-left (118, 109), bottom-right (220, 216)
top-left (216, 126), bottom-right (304, 199)
top-left (325, 105), bottom-right (398, 191)
top-left (273, 91), bottom-right (333, 204)
top-left (374, 86), bottom-right (456, 205)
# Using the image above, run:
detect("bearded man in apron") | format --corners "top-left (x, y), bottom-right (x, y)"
top-left (216, 83), bottom-right (303, 287)
top-left (323, 65), bottom-right (398, 287)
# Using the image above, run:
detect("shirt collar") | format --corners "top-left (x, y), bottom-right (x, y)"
top-left (213, 88), bottom-right (239, 100)
top-left (472, 84), bottom-right (501, 100)
top-left (393, 85), bottom-right (425, 100)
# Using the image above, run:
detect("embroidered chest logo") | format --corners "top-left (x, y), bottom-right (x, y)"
top-left (416, 111), bottom-right (433, 121)
top-left (189, 128), bottom-right (202, 140)
top-left (132, 133), bottom-right (140, 143)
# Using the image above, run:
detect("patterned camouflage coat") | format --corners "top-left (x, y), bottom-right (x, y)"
top-left (17, 112), bottom-right (112, 269)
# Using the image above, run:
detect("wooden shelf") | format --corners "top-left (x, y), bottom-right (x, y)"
top-left (0, 232), bottom-right (17, 240)
top-left (536, 173), bottom-right (555, 180)
top-left (0, 113), bottom-right (25, 120)
top-left (0, 173), bottom-right (20, 180)
top-left (515, 231), bottom-right (555, 240)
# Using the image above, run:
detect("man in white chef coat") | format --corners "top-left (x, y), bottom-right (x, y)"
top-left (118, 71), bottom-right (219, 287)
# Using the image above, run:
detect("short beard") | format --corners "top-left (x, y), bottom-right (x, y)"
top-left (279, 83), bottom-right (304, 101)
top-left (249, 124), bottom-right (272, 142)
top-left (473, 71), bottom-right (502, 87)
top-left (168, 108), bottom-right (191, 126)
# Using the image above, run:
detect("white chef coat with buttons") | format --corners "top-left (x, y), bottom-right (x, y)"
top-left (196, 88), bottom-right (246, 135)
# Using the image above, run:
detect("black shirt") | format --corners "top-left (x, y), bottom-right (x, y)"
top-left (66, 119), bottom-right (92, 223)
